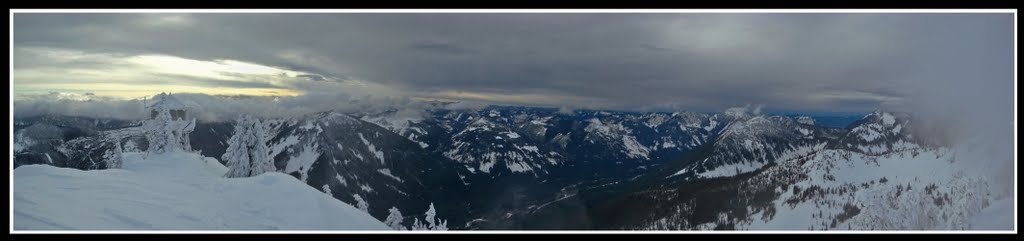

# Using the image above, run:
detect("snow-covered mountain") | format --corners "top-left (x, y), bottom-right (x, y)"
top-left (13, 106), bottom-right (1007, 231)
top-left (352, 106), bottom-right (739, 229)
top-left (830, 111), bottom-right (932, 155)
top-left (663, 114), bottom-right (844, 180)
top-left (503, 111), bottom-right (1011, 230)
top-left (12, 106), bottom-right (733, 230)
top-left (359, 107), bottom-right (728, 180)
top-left (13, 151), bottom-right (388, 230)
top-left (191, 111), bottom-right (467, 229)
top-left (14, 115), bottom-right (146, 170)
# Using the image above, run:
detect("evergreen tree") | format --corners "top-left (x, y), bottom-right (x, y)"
top-left (409, 218), bottom-right (427, 230)
top-left (425, 203), bottom-right (437, 227)
top-left (143, 109), bottom-right (175, 154)
top-left (410, 202), bottom-right (448, 230)
top-left (123, 139), bottom-right (139, 152)
top-left (384, 206), bottom-right (405, 230)
top-left (353, 194), bottom-right (370, 213)
top-left (223, 115), bottom-right (272, 178)
top-left (247, 117), bottom-right (273, 176)
top-left (103, 138), bottom-right (124, 169)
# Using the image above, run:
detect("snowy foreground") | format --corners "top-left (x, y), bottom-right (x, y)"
top-left (735, 144), bottom-right (1014, 230)
top-left (967, 198), bottom-right (1015, 231)
top-left (13, 151), bottom-right (389, 230)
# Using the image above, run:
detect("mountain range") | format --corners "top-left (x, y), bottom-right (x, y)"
top-left (12, 105), bottom-right (1009, 230)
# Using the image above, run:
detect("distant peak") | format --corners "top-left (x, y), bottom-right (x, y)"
top-left (724, 107), bottom-right (751, 119)
top-left (147, 92), bottom-right (187, 110)
top-left (795, 116), bottom-right (816, 125)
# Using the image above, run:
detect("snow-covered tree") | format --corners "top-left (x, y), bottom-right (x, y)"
top-left (143, 109), bottom-right (175, 154)
top-left (427, 203), bottom-right (448, 231)
top-left (222, 115), bottom-right (273, 178)
top-left (409, 218), bottom-right (427, 230)
top-left (409, 202), bottom-right (448, 231)
top-left (384, 206), bottom-right (405, 230)
top-left (353, 194), bottom-right (370, 213)
top-left (425, 203), bottom-right (437, 227)
top-left (142, 92), bottom-right (195, 156)
top-left (123, 139), bottom-right (139, 152)
top-left (103, 139), bottom-right (124, 169)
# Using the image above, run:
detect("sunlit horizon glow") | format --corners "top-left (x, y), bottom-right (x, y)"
top-left (13, 47), bottom-right (324, 99)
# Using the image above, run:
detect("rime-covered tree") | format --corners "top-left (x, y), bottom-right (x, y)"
top-left (425, 203), bottom-right (437, 227)
top-left (427, 203), bottom-right (448, 230)
top-left (123, 139), bottom-right (139, 152)
top-left (143, 109), bottom-right (175, 154)
top-left (142, 93), bottom-right (197, 155)
top-left (409, 219), bottom-right (427, 230)
top-left (222, 115), bottom-right (273, 178)
top-left (384, 206), bottom-right (405, 230)
top-left (353, 194), bottom-right (370, 213)
top-left (103, 139), bottom-right (124, 169)
top-left (410, 202), bottom-right (448, 230)
top-left (246, 119), bottom-right (274, 176)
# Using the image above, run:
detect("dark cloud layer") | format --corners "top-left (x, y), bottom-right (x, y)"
top-left (13, 12), bottom-right (1013, 113)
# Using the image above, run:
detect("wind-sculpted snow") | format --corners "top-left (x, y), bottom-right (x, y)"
top-left (13, 151), bottom-right (389, 230)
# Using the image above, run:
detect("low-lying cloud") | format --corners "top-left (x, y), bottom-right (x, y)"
top-left (13, 92), bottom-right (436, 122)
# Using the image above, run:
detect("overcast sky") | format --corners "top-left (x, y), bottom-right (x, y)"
top-left (12, 12), bottom-right (1014, 113)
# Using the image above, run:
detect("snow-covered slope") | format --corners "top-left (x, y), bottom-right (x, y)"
top-left (442, 114), bottom-right (561, 175)
top-left (511, 111), bottom-right (1011, 231)
top-left (255, 111), bottom-right (461, 228)
top-left (966, 198), bottom-right (1014, 230)
top-left (738, 147), bottom-right (999, 230)
top-left (624, 144), bottom-right (1006, 230)
top-left (366, 107), bottom-right (729, 179)
top-left (13, 116), bottom-right (146, 170)
top-left (651, 112), bottom-right (1009, 230)
top-left (13, 151), bottom-right (389, 230)
top-left (359, 109), bottom-right (430, 148)
top-left (19, 107), bottom-right (1002, 231)
top-left (666, 114), bottom-right (843, 180)
top-left (831, 111), bottom-right (926, 155)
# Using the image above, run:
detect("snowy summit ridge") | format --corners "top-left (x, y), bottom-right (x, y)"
top-left (13, 151), bottom-right (389, 230)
